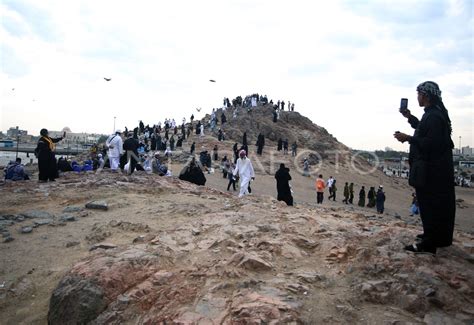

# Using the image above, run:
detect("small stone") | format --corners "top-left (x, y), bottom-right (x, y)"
top-left (297, 272), bottom-right (326, 283)
top-left (3, 236), bottom-right (14, 243)
top-left (20, 226), bottom-right (33, 234)
top-left (14, 215), bottom-right (25, 222)
top-left (59, 215), bottom-right (77, 222)
top-left (424, 288), bottom-right (436, 297)
top-left (90, 243), bottom-right (117, 251)
top-left (462, 243), bottom-right (474, 254)
top-left (85, 201), bottom-right (108, 211)
top-left (0, 220), bottom-right (14, 227)
top-left (191, 228), bottom-right (201, 236)
top-left (34, 219), bottom-right (53, 226)
top-left (66, 241), bottom-right (80, 248)
top-left (77, 211), bottom-right (89, 218)
top-left (132, 235), bottom-right (145, 243)
top-left (117, 295), bottom-right (130, 305)
top-left (20, 210), bottom-right (54, 219)
top-left (292, 236), bottom-right (319, 249)
top-left (63, 206), bottom-right (84, 213)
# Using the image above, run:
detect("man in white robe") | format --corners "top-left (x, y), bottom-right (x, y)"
top-left (105, 130), bottom-right (123, 171)
top-left (233, 150), bottom-right (255, 198)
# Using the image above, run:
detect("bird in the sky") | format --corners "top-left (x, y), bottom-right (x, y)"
top-left (196, 107), bottom-right (201, 112)
top-left (104, 77), bottom-right (111, 81)
top-left (209, 79), bottom-right (216, 82)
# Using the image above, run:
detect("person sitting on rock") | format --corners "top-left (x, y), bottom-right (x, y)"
top-left (152, 153), bottom-right (168, 176)
top-left (179, 157), bottom-right (206, 185)
top-left (4, 158), bottom-right (30, 181)
top-left (57, 157), bottom-right (73, 172)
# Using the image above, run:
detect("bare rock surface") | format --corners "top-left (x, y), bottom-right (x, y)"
top-left (0, 163), bottom-right (473, 324)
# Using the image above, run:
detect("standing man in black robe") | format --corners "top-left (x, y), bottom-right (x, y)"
top-left (242, 132), bottom-right (248, 155)
top-left (36, 128), bottom-right (65, 182)
top-left (394, 81), bottom-right (455, 255)
top-left (196, 121), bottom-right (201, 135)
top-left (256, 133), bottom-right (265, 155)
top-left (123, 133), bottom-right (139, 174)
top-left (277, 138), bottom-right (283, 151)
top-left (232, 142), bottom-right (239, 163)
top-left (275, 163), bottom-right (293, 206)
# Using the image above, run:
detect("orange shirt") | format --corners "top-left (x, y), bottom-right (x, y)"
top-left (315, 178), bottom-right (325, 192)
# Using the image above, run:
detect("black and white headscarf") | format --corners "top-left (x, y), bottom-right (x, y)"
top-left (417, 81), bottom-right (453, 135)
top-left (416, 81), bottom-right (442, 99)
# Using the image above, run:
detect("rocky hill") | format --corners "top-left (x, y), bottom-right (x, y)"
top-left (203, 104), bottom-right (350, 160)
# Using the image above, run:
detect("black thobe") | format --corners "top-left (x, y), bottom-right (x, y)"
top-left (36, 136), bottom-right (62, 181)
top-left (275, 167), bottom-right (293, 206)
top-left (123, 137), bottom-right (139, 174)
top-left (407, 107), bottom-right (455, 248)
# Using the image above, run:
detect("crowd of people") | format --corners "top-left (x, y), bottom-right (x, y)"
top-left (4, 81), bottom-right (457, 257)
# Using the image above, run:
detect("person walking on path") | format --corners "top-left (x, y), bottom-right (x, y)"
top-left (328, 179), bottom-right (337, 201)
top-left (349, 182), bottom-right (354, 204)
top-left (358, 186), bottom-right (366, 207)
top-left (226, 162), bottom-right (237, 191)
top-left (303, 158), bottom-right (310, 177)
top-left (343, 182), bottom-right (349, 204)
top-left (275, 163), bottom-right (293, 206)
top-left (233, 150), bottom-right (255, 198)
top-left (367, 186), bottom-right (376, 207)
top-left (376, 185), bottom-right (386, 214)
top-left (315, 174), bottom-right (325, 204)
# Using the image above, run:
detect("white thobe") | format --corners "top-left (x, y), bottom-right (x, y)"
top-left (233, 157), bottom-right (255, 197)
top-left (105, 134), bottom-right (123, 170)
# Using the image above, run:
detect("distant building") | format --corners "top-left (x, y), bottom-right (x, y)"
top-left (461, 146), bottom-right (473, 157)
top-left (48, 127), bottom-right (104, 145)
top-left (6, 127), bottom-right (28, 137)
top-left (381, 158), bottom-right (409, 178)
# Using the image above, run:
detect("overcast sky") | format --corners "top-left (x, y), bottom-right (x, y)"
top-left (1, 0), bottom-right (472, 151)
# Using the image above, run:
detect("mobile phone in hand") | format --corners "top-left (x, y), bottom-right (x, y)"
top-left (399, 98), bottom-right (408, 113)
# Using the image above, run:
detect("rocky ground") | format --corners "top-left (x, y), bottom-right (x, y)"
top-left (1, 106), bottom-right (473, 324)
top-left (1, 168), bottom-right (473, 324)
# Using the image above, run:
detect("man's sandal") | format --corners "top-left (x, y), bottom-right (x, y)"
top-left (404, 244), bottom-right (436, 255)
